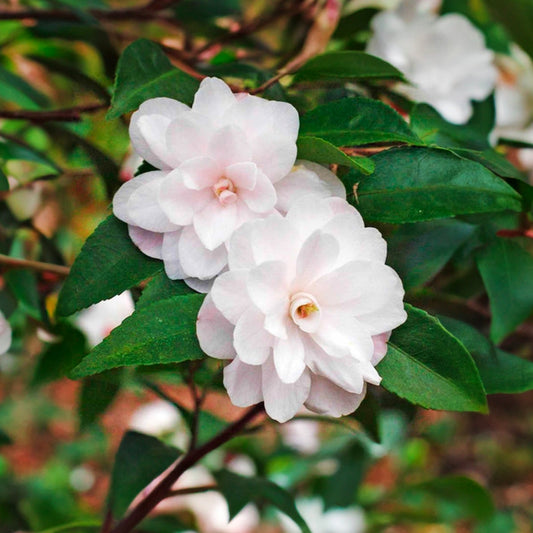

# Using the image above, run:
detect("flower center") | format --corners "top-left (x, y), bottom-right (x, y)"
top-left (289, 292), bottom-right (321, 333)
top-left (213, 177), bottom-right (237, 206)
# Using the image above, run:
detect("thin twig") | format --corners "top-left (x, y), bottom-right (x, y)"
top-left (165, 484), bottom-right (218, 498)
top-left (110, 404), bottom-right (265, 533)
top-left (0, 254), bottom-right (70, 277)
top-left (0, 103), bottom-right (107, 123)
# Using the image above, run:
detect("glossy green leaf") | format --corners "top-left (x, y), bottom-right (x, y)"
top-left (387, 220), bottom-right (476, 290)
top-left (79, 371), bottom-right (122, 430)
top-left (439, 315), bottom-right (533, 394)
top-left (214, 470), bottom-right (311, 533)
top-left (5, 269), bottom-right (41, 320)
top-left (296, 136), bottom-right (374, 174)
top-left (347, 147), bottom-right (522, 223)
top-left (108, 39), bottom-right (199, 119)
top-left (56, 215), bottom-right (162, 317)
top-left (0, 167), bottom-right (8, 191)
top-left (0, 138), bottom-right (60, 171)
top-left (69, 294), bottom-right (205, 378)
top-left (378, 305), bottom-right (487, 412)
top-left (476, 237), bottom-right (533, 343)
top-left (294, 51), bottom-right (404, 82)
top-left (137, 272), bottom-right (196, 310)
top-left (109, 431), bottom-right (180, 517)
top-left (32, 324), bottom-right (87, 388)
top-left (300, 97), bottom-right (420, 146)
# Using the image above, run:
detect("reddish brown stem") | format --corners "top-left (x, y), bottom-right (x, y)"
top-left (0, 103), bottom-right (107, 123)
top-left (109, 404), bottom-right (265, 533)
top-left (0, 254), bottom-right (70, 277)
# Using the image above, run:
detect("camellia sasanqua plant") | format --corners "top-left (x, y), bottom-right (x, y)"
top-left (1, 0), bottom-right (533, 532)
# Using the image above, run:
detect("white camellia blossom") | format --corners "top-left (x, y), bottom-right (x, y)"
top-left (366, 0), bottom-right (497, 124)
top-left (0, 311), bottom-right (12, 355)
top-left (75, 291), bottom-right (134, 347)
top-left (196, 196), bottom-right (406, 422)
top-left (280, 498), bottom-right (366, 533)
top-left (113, 77), bottom-right (345, 291)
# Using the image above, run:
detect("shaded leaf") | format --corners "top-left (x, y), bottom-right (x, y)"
top-left (439, 315), bottom-right (533, 394)
top-left (69, 294), bottom-right (205, 378)
top-left (79, 370), bottom-right (122, 430)
top-left (297, 136), bottom-right (374, 174)
top-left (0, 64), bottom-right (49, 109)
top-left (214, 470), bottom-right (311, 533)
top-left (137, 272), bottom-right (196, 310)
top-left (56, 215), bottom-right (162, 317)
top-left (476, 237), bottom-right (533, 343)
top-left (378, 305), bottom-right (487, 412)
top-left (108, 39), bottom-right (199, 119)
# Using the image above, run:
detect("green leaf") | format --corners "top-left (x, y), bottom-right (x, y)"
top-left (137, 272), bottom-right (196, 310)
top-left (296, 136), bottom-right (374, 175)
top-left (0, 138), bottom-right (60, 171)
top-left (56, 215), bottom-right (162, 317)
top-left (0, 428), bottom-right (12, 446)
top-left (294, 51), bottom-right (405, 82)
top-left (79, 371), bottom-right (122, 430)
top-left (69, 294), bottom-right (205, 378)
top-left (387, 220), bottom-right (476, 290)
top-left (214, 470), bottom-right (311, 533)
top-left (32, 324), bottom-right (87, 388)
top-left (5, 269), bottom-right (42, 320)
top-left (453, 148), bottom-right (526, 182)
top-left (109, 431), bottom-right (180, 517)
top-left (300, 97), bottom-right (420, 146)
top-left (476, 237), bottom-right (533, 343)
top-left (405, 476), bottom-right (494, 522)
top-left (378, 305), bottom-right (487, 412)
top-left (350, 392), bottom-right (381, 442)
top-left (0, 63), bottom-right (50, 109)
top-left (346, 147), bottom-right (522, 223)
top-left (0, 167), bottom-right (8, 191)
top-left (108, 39), bottom-right (199, 119)
top-left (438, 315), bottom-right (533, 394)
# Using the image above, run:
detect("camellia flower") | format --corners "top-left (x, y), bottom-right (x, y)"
top-left (196, 196), bottom-right (406, 422)
top-left (0, 311), bottom-right (12, 355)
top-left (366, 0), bottom-right (497, 124)
top-left (113, 77), bottom-right (345, 290)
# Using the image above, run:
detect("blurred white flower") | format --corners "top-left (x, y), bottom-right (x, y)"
top-left (0, 311), bottom-right (12, 356)
top-left (129, 400), bottom-right (190, 450)
top-left (366, 0), bottom-right (497, 124)
top-left (280, 498), bottom-right (366, 533)
top-left (75, 291), bottom-right (134, 347)
top-left (281, 415), bottom-right (321, 455)
top-left (197, 196), bottom-right (406, 422)
top-left (113, 78), bottom-right (345, 291)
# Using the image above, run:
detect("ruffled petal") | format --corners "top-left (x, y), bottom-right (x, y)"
top-left (208, 125), bottom-right (252, 168)
top-left (305, 375), bottom-right (366, 417)
top-left (193, 198), bottom-right (238, 250)
top-left (161, 230), bottom-right (186, 280)
top-left (180, 156), bottom-right (222, 190)
top-left (295, 230), bottom-right (339, 289)
top-left (178, 225), bottom-right (227, 279)
top-left (211, 270), bottom-right (251, 325)
top-left (129, 98), bottom-right (188, 169)
top-left (234, 308), bottom-right (273, 365)
top-left (238, 170), bottom-right (277, 214)
top-left (224, 161), bottom-right (257, 191)
top-left (196, 294), bottom-right (236, 359)
top-left (113, 171), bottom-right (167, 225)
top-left (252, 136), bottom-right (297, 183)
top-left (262, 358), bottom-right (311, 423)
top-left (273, 323), bottom-right (306, 384)
top-left (247, 261), bottom-right (288, 315)
top-left (192, 77), bottom-right (237, 120)
top-left (128, 225), bottom-right (164, 259)
top-left (224, 358), bottom-right (264, 407)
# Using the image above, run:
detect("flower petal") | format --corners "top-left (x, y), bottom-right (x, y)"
top-left (180, 156), bottom-right (222, 190)
top-left (247, 261), bottom-right (288, 316)
top-left (193, 198), bottom-right (238, 250)
top-left (129, 98), bottom-right (188, 169)
top-left (113, 171), bottom-right (167, 225)
top-left (161, 230), bottom-right (186, 280)
top-left (197, 294), bottom-right (236, 359)
top-left (273, 323), bottom-right (306, 384)
top-left (0, 313), bottom-right (12, 355)
top-left (224, 358), bottom-right (264, 407)
top-left (305, 375), bottom-right (366, 417)
top-left (234, 308), bottom-right (273, 365)
top-left (192, 77), bottom-right (236, 120)
top-left (371, 331), bottom-right (391, 365)
top-left (252, 136), bottom-right (297, 183)
top-left (208, 125), bottom-right (252, 168)
top-left (159, 168), bottom-right (212, 226)
top-left (224, 161), bottom-right (257, 191)
top-left (128, 225), bottom-right (164, 259)
top-left (295, 230), bottom-right (339, 289)
top-left (239, 170), bottom-right (277, 214)
top-left (211, 270), bottom-right (251, 324)
top-left (262, 358), bottom-right (311, 423)
top-left (128, 178), bottom-right (179, 232)
top-left (178, 225), bottom-right (227, 279)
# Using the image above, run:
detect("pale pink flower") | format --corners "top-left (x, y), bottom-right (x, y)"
top-left (113, 78), bottom-right (344, 289)
top-left (367, 0), bottom-right (496, 124)
top-left (197, 196), bottom-right (406, 422)
top-left (0, 311), bottom-right (11, 355)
